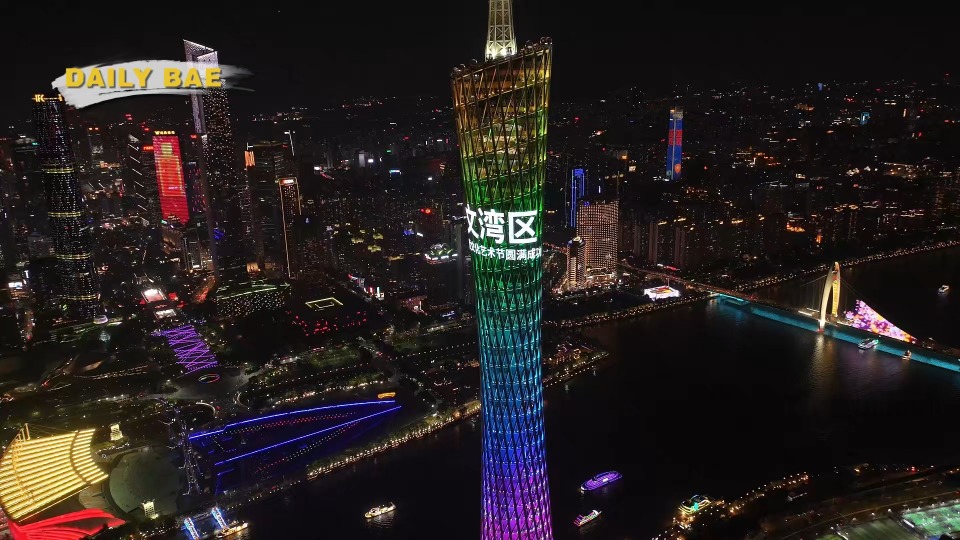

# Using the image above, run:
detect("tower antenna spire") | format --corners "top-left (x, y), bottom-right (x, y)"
top-left (485, 0), bottom-right (516, 60)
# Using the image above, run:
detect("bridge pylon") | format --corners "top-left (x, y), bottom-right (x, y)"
top-left (818, 262), bottom-right (841, 331)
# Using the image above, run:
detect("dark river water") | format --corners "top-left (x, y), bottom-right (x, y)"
top-left (225, 247), bottom-right (960, 540)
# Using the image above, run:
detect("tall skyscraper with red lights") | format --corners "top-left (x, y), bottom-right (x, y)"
top-left (666, 107), bottom-right (683, 181)
top-left (152, 132), bottom-right (190, 225)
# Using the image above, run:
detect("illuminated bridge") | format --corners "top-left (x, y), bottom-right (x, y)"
top-left (188, 400), bottom-right (401, 490)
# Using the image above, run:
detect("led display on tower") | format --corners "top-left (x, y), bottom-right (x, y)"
top-left (452, 4), bottom-right (555, 535)
top-left (152, 133), bottom-right (190, 225)
top-left (666, 107), bottom-right (683, 181)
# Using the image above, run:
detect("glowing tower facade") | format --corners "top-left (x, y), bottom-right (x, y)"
top-left (152, 132), bottom-right (190, 225)
top-left (32, 94), bottom-right (99, 320)
top-left (666, 107), bottom-right (683, 180)
top-left (452, 6), bottom-right (554, 537)
top-left (184, 40), bottom-right (247, 284)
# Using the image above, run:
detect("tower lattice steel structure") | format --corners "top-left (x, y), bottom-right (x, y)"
top-left (452, 15), bottom-right (554, 539)
top-left (485, 0), bottom-right (517, 60)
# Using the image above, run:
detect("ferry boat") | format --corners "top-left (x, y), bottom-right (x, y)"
top-left (858, 338), bottom-right (879, 350)
top-left (214, 521), bottom-right (248, 538)
top-left (573, 509), bottom-right (601, 527)
top-left (364, 503), bottom-right (396, 519)
top-left (939, 284), bottom-right (950, 294)
top-left (902, 350), bottom-right (912, 360)
top-left (580, 471), bottom-right (622, 492)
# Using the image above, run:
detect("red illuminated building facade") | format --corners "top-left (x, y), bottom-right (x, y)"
top-left (152, 131), bottom-right (190, 225)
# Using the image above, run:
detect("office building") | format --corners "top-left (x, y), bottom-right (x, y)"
top-left (122, 132), bottom-right (160, 225)
top-left (278, 177), bottom-right (301, 279)
top-left (185, 40), bottom-right (246, 284)
top-left (576, 198), bottom-right (619, 275)
top-left (565, 236), bottom-right (584, 289)
top-left (568, 167), bottom-right (586, 227)
top-left (451, 0), bottom-right (554, 536)
top-left (666, 107), bottom-right (683, 180)
top-left (32, 94), bottom-right (99, 320)
top-left (246, 142), bottom-right (297, 278)
top-left (152, 131), bottom-right (190, 225)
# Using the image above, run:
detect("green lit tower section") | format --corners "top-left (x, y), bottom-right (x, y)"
top-left (452, 36), bottom-right (554, 540)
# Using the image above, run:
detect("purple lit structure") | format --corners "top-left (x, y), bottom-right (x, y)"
top-left (844, 300), bottom-right (916, 343)
top-left (189, 400), bottom-right (398, 440)
top-left (214, 405), bottom-right (401, 465)
top-left (153, 324), bottom-right (218, 373)
top-left (579, 471), bottom-right (622, 492)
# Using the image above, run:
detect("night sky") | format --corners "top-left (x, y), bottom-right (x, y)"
top-left (5, 3), bottom-right (956, 125)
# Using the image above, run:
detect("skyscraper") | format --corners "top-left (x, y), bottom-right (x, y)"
top-left (568, 167), bottom-right (586, 227)
top-left (122, 132), bottom-right (160, 225)
top-left (246, 142), bottom-right (295, 277)
top-left (278, 177), bottom-right (301, 279)
top-left (666, 107), bottom-right (683, 180)
top-left (451, 2), bottom-right (554, 537)
top-left (565, 236), bottom-right (584, 289)
top-left (185, 40), bottom-right (246, 284)
top-left (32, 94), bottom-right (98, 320)
top-left (576, 198), bottom-right (619, 275)
top-left (152, 132), bottom-right (190, 225)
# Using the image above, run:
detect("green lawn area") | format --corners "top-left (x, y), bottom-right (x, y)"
top-left (903, 501), bottom-right (960, 537)
top-left (304, 345), bottom-right (361, 371)
top-left (820, 519), bottom-right (915, 540)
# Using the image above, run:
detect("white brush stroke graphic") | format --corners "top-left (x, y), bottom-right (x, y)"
top-left (52, 60), bottom-right (252, 109)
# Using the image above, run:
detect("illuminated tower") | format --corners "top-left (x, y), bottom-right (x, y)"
top-left (666, 107), bottom-right (683, 180)
top-left (818, 261), bottom-right (841, 331)
top-left (485, 0), bottom-right (517, 60)
top-left (278, 177), bottom-right (301, 279)
top-left (576, 198), bottom-right (619, 275)
top-left (452, 8), bottom-right (554, 538)
top-left (32, 94), bottom-right (99, 320)
top-left (152, 132), bottom-right (190, 225)
top-left (568, 167), bottom-right (586, 227)
top-left (184, 40), bottom-right (247, 284)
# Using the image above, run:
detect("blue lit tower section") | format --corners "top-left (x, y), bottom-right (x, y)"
top-left (666, 107), bottom-right (683, 181)
top-left (452, 1), bottom-right (554, 535)
top-left (184, 40), bottom-right (247, 284)
top-left (32, 94), bottom-right (99, 320)
top-left (568, 168), bottom-right (586, 227)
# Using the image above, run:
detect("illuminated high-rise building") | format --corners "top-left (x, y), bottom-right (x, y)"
top-left (123, 132), bottom-right (161, 225)
top-left (568, 167), bottom-right (586, 227)
top-left (452, 2), bottom-right (554, 536)
top-left (245, 142), bottom-right (296, 277)
top-left (32, 94), bottom-right (99, 320)
top-left (152, 132), bottom-right (190, 225)
top-left (278, 177), bottom-right (301, 279)
top-left (576, 198), bottom-right (618, 274)
top-left (184, 40), bottom-right (246, 284)
top-left (666, 107), bottom-right (683, 180)
top-left (565, 236), bottom-right (584, 289)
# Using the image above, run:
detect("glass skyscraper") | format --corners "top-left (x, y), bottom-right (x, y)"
top-left (32, 94), bottom-right (99, 320)
top-left (184, 40), bottom-right (247, 284)
top-left (153, 132), bottom-right (190, 225)
top-left (451, 1), bottom-right (554, 535)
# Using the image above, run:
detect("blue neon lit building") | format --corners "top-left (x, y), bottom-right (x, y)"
top-left (569, 168), bottom-right (586, 227)
top-left (666, 107), bottom-right (683, 181)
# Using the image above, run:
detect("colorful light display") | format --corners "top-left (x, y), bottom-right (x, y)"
top-left (643, 285), bottom-right (680, 300)
top-left (452, 36), bottom-right (555, 539)
top-left (844, 300), bottom-right (917, 343)
top-left (153, 134), bottom-right (190, 224)
top-left (7, 508), bottom-right (124, 540)
top-left (189, 400), bottom-right (397, 440)
top-left (666, 108), bottom-right (683, 180)
top-left (0, 427), bottom-right (108, 522)
top-left (214, 405), bottom-right (400, 466)
top-left (153, 325), bottom-right (218, 373)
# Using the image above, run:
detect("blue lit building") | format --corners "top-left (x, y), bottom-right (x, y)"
top-left (666, 107), bottom-right (683, 181)
top-left (568, 167), bottom-right (586, 227)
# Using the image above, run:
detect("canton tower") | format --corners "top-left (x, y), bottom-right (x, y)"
top-left (451, 0), bottom-right (554, 538)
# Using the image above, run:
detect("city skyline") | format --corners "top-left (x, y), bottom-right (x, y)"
top-left (4, 6), bottom-right (960, 540)
top-left (3, 9), bottom-right (958, 126)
